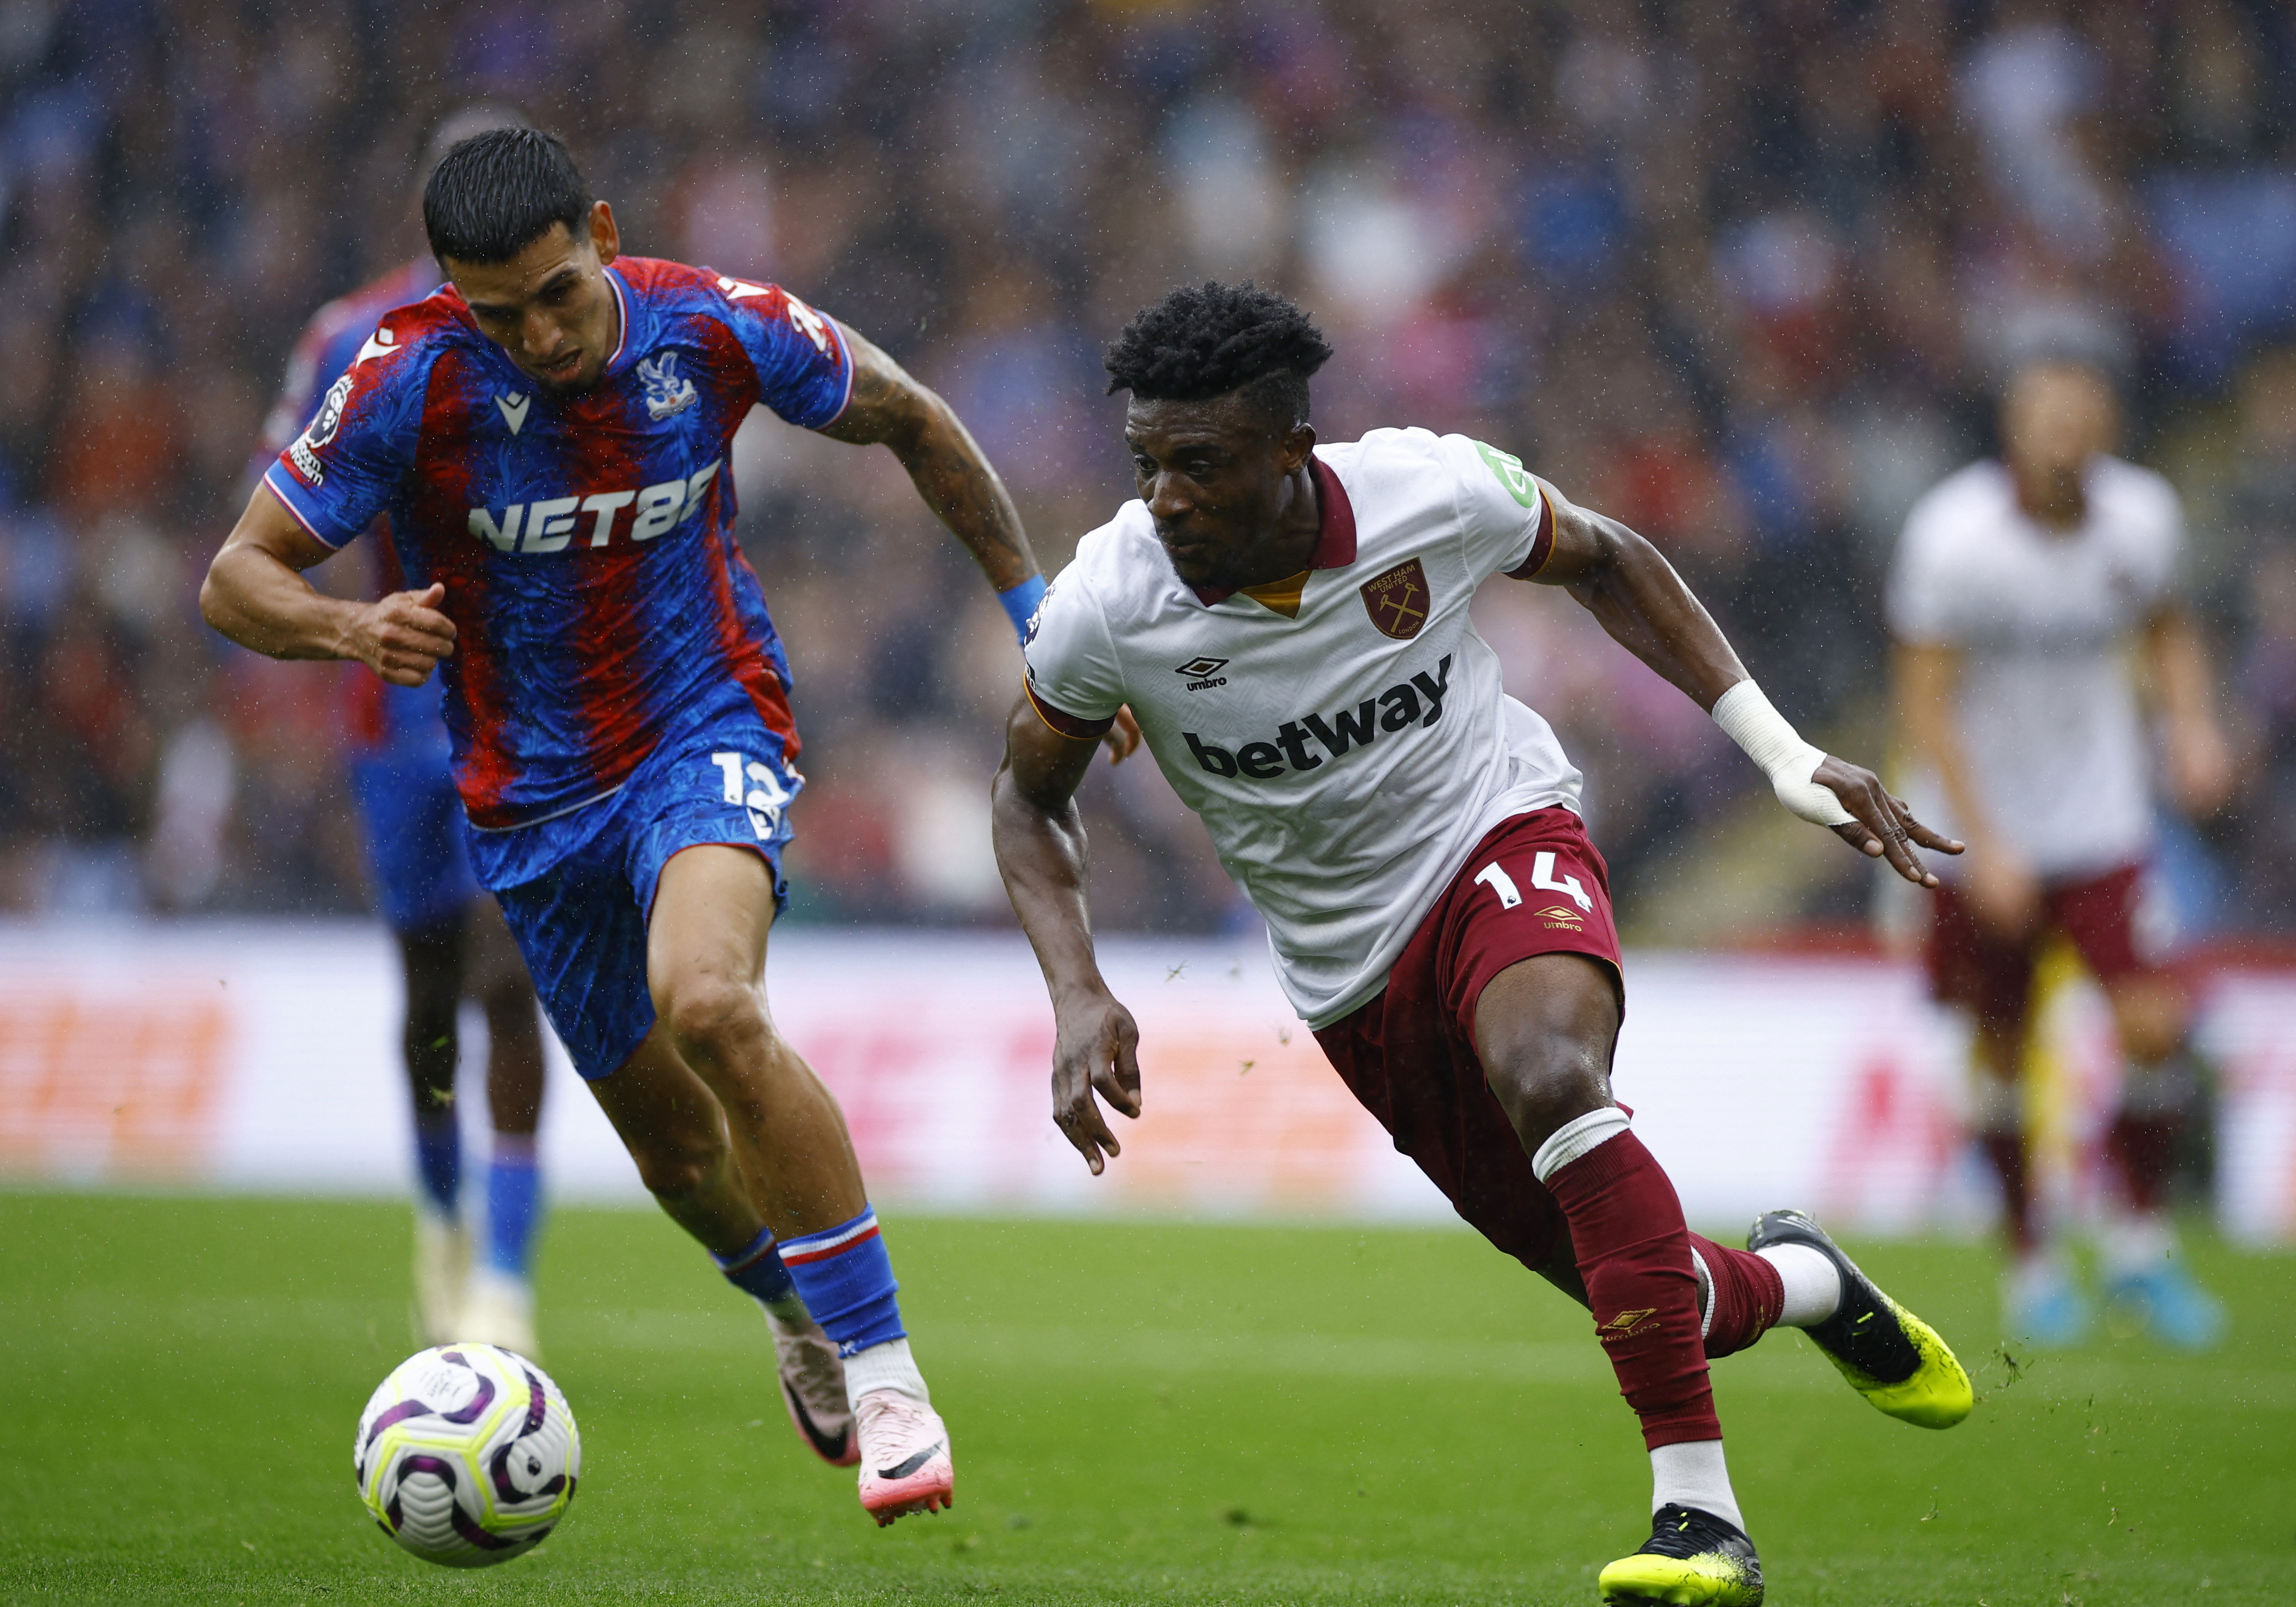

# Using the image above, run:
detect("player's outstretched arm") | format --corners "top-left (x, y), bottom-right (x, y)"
top-left (814, 319), bottom-right (1143, 765)
top-left (816, 319), bottom-right (1038, 594)
top-left (1528, 478), bottom-right (1961, 887)
top-left (991, 697), bottom-right (1142, 1175)
top-left (199, 483), bottom-right (456, 687)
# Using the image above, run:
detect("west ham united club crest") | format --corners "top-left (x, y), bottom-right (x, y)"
top-left (1359, 557), bottom-right (1430, 640)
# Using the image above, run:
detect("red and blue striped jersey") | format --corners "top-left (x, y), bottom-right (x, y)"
top-left (262, 255), bottom-right (852, 831)
top-left (258, 256), bottom-right (447, 758)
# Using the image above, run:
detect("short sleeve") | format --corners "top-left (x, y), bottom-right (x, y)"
top-left (262, 329), bottom-right (426, 550)
top-left (2128, 472), bottom-right (2186, 606)
top-left (1885, 497), bottom-right (1964, 644)
top-left (1019, 566), bottom-right (1122, 739)
top-left (1443, 435), bottom-right (1553, 580)
top-left (709, 274), bottom-right (854, 430)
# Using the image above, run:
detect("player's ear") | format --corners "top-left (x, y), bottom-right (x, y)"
top-left (589, 200), bottom-right (620, 266)
top-left (1277, 421), bottom-right (1317, 474)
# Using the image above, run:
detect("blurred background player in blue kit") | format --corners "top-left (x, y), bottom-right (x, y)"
top-left (253, 106), bottom-right (548, 1357)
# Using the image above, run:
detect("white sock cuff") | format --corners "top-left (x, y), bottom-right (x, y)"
top-left (842, 1336), bottom-right (929, 1408)
top-left (1531, 1107), bottom-right (1632, 1183)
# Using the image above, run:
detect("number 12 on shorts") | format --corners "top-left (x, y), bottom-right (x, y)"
top-left (710, 750), bottom-right (793, 841)
top-left (1475, 852), bottom-right (1591, 913)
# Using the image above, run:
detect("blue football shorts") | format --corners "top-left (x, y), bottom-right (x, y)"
top-left (348, 747), bottom-right (482, 932)
top-left (487, 712), bottom-right (803, 1082)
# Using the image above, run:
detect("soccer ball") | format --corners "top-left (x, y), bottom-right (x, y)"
top-left (353, 1343), bottom-right (580, 1567)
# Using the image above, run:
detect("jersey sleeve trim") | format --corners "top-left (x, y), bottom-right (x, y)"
top-left (819, 314), bottom-right (857, 429)
top-left (1023, 674), bottom-right (1115, 740)
top-left (261, 464), bottom-right (349, 550)
top-left (1505, 482), bottom-right (1557, 578)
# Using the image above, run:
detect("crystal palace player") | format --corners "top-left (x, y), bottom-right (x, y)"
top-left (204, 128), bottom-right (1091, 1525)
top-left (993, 284), bottom-right (1973, 1606)
top-left (254, 106), bottom-right (550, 1360)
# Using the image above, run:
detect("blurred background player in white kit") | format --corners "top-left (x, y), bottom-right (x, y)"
top-left (1889, 354), bottom-right (2235, 1350)
top-left (252, 106), bottom-right (548, 1357)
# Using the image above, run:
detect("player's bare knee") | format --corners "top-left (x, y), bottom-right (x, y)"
top-left (662, 975), bottom-right (768, 1065)
top-left (1485, 1036), bottom-right (1613, 1151)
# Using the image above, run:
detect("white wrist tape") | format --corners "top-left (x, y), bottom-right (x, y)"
top-left (1711, 681), bottom-right (1855, 827)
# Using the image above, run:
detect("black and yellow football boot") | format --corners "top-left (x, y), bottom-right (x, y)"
top-left (1597, 1503), bottom-right (1764, 1605)
top-left (1748, 1208), bottom-right (1973, 1429)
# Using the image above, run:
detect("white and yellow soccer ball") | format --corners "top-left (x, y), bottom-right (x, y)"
top-left (354, 1343), bottom-right (580, 1567)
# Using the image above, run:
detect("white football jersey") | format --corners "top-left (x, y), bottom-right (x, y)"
top-left (1024, 428), bottom-right (1584, 1028)
top-left (1887, 455), bottom-right (2183, 879)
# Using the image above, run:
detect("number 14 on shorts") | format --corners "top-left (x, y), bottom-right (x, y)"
top-left (710, 750), bottom-right (794, 840)
top-left (1475, 852), bottom-right (1591, 913)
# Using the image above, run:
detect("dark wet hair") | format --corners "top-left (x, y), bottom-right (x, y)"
top-left (1103, 281), bottom-right (1334, 436)
top-left (423, 127), bottom-right (591, 266)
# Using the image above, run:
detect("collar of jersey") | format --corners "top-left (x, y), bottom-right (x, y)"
top-left (600, 263), bottom-right (633, 374)
top-left (1189, 455), bottom-right (1358, 607)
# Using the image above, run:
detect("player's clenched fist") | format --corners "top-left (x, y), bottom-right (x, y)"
top-left (353, 582), bottom-right (457, 687)
top-left (1049, 991), bottom-right (1142, 1175)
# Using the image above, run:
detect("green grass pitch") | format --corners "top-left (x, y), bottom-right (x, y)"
top-left (0, 1194), bottom-right (2288, 1604)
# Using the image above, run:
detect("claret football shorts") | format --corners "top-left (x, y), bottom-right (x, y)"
top-left (489, 708), bottom-right (804, 1081)
top-left (1926, 857), bottom-right (2179, 1034)
top-left (1313, 806), bottom-right (1625, 1277)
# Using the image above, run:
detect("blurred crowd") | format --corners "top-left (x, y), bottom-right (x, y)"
top-left (2, 0), bottom-right (2293, 938)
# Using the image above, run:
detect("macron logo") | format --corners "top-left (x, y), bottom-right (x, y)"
top-left (354, 326), bottom-right (398, 366)
top-left (495, 393), bottom-right (530, 435)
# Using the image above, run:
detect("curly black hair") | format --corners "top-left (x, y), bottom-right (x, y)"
top-left (1103, 281), bottom-right (1334, 436)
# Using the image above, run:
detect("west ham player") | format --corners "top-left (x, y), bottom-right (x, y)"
top-left (993, 284), bottom-right (1973, 1606)
top-left (203, 129), bottom-right (1083, 1523)
top-left (254, 106), bottom-right (550, 1359)
top-left (1890, 355), bottom-right (2232, 1349)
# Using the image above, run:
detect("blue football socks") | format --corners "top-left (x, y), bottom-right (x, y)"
top-left (485, 1137), bottom-right (543, 1276)
top-left (715, 1223), bottom-right (801, 1314)
top-left (412, 1113), bottom-right (461, 1218)
top-left (779, 1206), bottom-right (907, 1357)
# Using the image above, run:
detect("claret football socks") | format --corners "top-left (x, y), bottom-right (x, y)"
top-left (1746, 1209), bottom-right (1972, 1429)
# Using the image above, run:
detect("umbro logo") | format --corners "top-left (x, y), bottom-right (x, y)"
top-left (1600, 1308), bottom-right (1659, 1336)
top-left (1534, 904), bottom-right (1586, 928)
top-left (495, 392), bottom-right (531, 435)
top-left (1175, 656), bottom-right (1229, 691)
